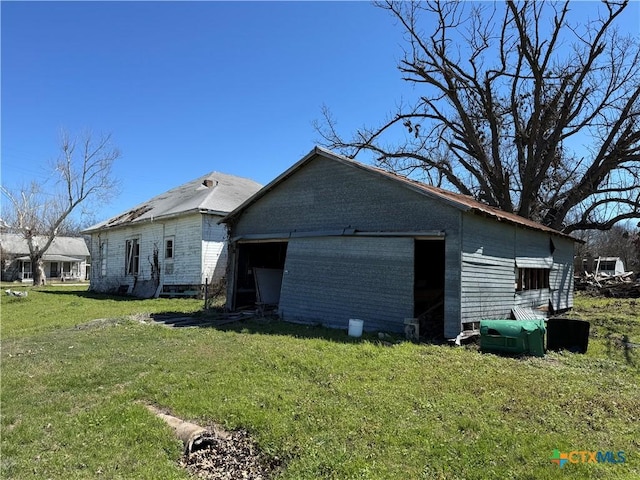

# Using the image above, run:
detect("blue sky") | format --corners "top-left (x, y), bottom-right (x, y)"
top-left (2, 1), bottom-right (639, 225)
top-left (2, 1), bottom-right (412, 223)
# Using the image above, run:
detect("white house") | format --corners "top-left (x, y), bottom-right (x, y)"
top-left (82, 172), bottom-right (261, 298)
top-left (594, 257), bottom-right (626, 276)
top-left (0, 233), bottom-right (90, 282)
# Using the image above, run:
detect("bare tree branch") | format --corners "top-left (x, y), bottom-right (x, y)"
top-left (316, 0), bottom-right (640, 232)
top-left (2, 130), bottom-right (120, 285)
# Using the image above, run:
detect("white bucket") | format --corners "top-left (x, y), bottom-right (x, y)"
top-left (348, 319), bottom-right (364, 338)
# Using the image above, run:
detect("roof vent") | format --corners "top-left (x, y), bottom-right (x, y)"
top-left (203, 179), bottom-right (216, 188)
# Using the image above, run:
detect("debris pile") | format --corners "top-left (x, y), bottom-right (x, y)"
top-left (146, 404), bottom-right (281, 479)
top-left (575, 271), bottom-right (640, 298)
top-left (181, 429), bottom-right (282, 480)
top-left (4, 289), bottom-right (28, 297)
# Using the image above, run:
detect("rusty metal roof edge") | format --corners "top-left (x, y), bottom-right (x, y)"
top-left (220, 146), bottom-right (578, 242)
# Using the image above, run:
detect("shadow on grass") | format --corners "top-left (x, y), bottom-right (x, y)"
top-left (38, 289), bottom-right (146, 302)
top-left (148, 311), bottom-right (388, 345)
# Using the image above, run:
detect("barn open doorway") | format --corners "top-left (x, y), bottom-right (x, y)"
top-left (414, 239), bottom-right (445, 339)
top-left (233, 241), bottom-right (288, 310)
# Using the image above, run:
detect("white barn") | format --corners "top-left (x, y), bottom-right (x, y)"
top-left (83, 172), bottom-right (261, 298)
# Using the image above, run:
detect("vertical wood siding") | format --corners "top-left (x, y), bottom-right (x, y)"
top-left (279, 236), bottom-right (414, 332)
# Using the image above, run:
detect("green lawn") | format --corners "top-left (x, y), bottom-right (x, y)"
top-left (1, 286), bottom-right (638, 479)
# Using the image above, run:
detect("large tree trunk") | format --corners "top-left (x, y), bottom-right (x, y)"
top-left (32, 258), bottom-right (46, 286)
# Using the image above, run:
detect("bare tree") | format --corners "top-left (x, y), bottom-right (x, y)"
top-left (316, 0), bottom-right (640, 233)
top-left (2, 130), bottom-right (120, 285)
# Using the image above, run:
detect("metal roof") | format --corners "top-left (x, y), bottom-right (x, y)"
top-left (222, 146), bottom-right (577, 241)
top-left (0, 233), bottom-right (89, 257)
top-left (83, 171), bottom-right (262, 233)
top-left (16, 254), bottom-right (84, 262)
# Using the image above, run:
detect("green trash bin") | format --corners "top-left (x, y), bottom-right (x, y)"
top-left (480, 319), bottom-right (545, 357)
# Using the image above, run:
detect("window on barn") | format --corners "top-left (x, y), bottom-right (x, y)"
top-left (516, 268), bottom-right (550, 291)
top-left (125, 238), bottom-right (140, 276)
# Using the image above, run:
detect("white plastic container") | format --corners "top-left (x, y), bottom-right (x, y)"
top-left (348, 319), bottom-right (364, 337)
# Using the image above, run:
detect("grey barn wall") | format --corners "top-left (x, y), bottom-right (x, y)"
top-left (228, 155), bottom-right (464, 335)
top-left (279, 236), bottom-right (414, 332)
top-left (461, 213), bottom-right (517, 322)
top-left (550, 236), bottom-right (575, 311)
top-left (461, 213), bottom-right (576, 322)
top-left (231, 156), bottom-right (462, 235)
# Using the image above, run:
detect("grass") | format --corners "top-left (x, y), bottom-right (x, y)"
top-left (1, 286), bottom-right (638, 479)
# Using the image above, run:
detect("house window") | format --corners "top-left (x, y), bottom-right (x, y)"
top-left (125, 238), bottom-right (140, 276)
top-left (516, 268), bottom-right (550, 291)
top-left (165, 237), bottom-right (174, 260)
top-left (23, 261), bottom-right (32, 279)
top-left (100, 241), bottom-right (108, 277)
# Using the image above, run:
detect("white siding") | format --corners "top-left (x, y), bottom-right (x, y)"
top-left (201, 215), bottom-right (227, 284)
top-left (89, 213), bottom-right (205, 294)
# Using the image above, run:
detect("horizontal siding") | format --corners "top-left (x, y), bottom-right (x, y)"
top-left (461, 256), bottom-right (515, 321)
top-left (201, 215), bottom-right (227, 284)
top-left (232, 156), bottom-right (461, 236)
top-left (279, 237), bottom-right (414, 332)
top-left (461, 215), bottom-right (516, 322)
top-left (89, 214), bottom-right (205, 293)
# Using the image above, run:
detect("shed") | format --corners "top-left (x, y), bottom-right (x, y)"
top-left (221, 147), bottom-right (577, 339)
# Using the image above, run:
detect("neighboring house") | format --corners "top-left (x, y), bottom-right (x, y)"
top-left (221, 147), bottom-right (578, 340)
top-left (0, 233), bottom-right (90, 282)
top-left (593, 257), bottom-right (626, 276)
top-left (82, 172), bottom-right (262, 298)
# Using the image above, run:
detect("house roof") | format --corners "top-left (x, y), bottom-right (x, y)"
top-left (83, 171), bottom-right (262, 233)
top-left (16, 254), bottom-right (84, 263)
top-left (222, 146), bottom-right (577, 241)
top-left (0, 233), bottom-right (90, 257)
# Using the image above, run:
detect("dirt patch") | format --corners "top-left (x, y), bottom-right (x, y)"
top-left (181, 428), bottom-right (283, 480)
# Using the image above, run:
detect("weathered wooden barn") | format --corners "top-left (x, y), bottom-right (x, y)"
top-left (221, 147), bottom-right (577, 339)
top-left (83, 172), bottom-right (261, 298)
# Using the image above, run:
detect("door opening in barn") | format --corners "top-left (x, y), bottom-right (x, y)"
top-left (233, 241), bottom-right (288, 310)
top-left (414, 239), bottom-right (445, 338)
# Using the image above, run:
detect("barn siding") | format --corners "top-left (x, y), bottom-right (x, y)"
top-left (232, 156), bottom-right (461, 235)
top-left (550, 237), bottom-right (575, 311)
top-left (228, 155), bottom-right (464, 335)
top-left (461, 215), bottom-right (576, 322)
top-left (460, 214), bottom-right (517, 322)
top-left (279, 236), bottom-right (414, 332)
